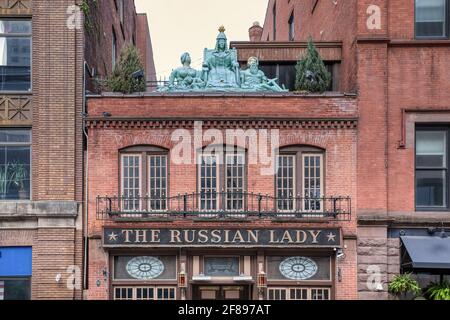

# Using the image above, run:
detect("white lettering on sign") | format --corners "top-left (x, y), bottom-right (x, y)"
top-left (366, 5), bottom-right (382, 30)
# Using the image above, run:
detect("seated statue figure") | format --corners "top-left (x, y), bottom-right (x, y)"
top-left (240, 57), bottom-right (287, 92)
top-left (202, 26), bottom-right (240, 89)
top-left (165, 52), bottom-right (204, 91)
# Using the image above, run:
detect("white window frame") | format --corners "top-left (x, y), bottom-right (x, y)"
top-left (302, 153), bottom-right (324, 213)
top-left (120, 153), bottom-right (142, 212)
top-left (113, 286), bottom-right (176, 300)
top-left (276, 155), bottom-right (296, 213)
top-left (147, 154), bottom-right (168, 212)
top-left (225, 152), bottom-right (246, 215)
top-left (198, 153), bottom-right (220, 213)
top-left (267, 287), bottom-right (331, 300)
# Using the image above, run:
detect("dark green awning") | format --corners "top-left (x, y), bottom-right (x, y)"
top-left (401, 236), bottom-right (450, 270)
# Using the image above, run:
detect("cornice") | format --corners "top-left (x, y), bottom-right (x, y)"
top-left (86, 118), bottom-right (358, 130)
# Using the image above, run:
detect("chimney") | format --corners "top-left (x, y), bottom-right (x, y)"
top-left (249, 21), bottom-right (263, 42)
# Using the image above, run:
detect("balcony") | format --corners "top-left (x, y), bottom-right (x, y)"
top-left (96, 192), bottom-right (351, 221)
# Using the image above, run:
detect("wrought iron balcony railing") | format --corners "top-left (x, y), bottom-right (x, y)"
top-left (96, 192), bottom-right (351, 221)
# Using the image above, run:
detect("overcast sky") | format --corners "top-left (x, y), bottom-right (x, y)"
top-left (135, 0), bottom-right (268, 79)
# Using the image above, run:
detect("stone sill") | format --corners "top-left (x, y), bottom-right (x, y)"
top-left (0, 201), bottom-right (79, 216)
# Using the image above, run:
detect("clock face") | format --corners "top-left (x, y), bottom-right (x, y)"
top-left (126, 256), bottom-right (164, 280)
top-left (279, 257), bottom-right (318, 280)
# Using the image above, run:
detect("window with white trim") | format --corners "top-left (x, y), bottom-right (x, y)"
top-left (198, 147), bottom-right (246, 212)
top-left (148, 155), bottom-right (167, 211)
top-left (113, 286), bottom-right (176, 300)
top-left (276, 147), bottom-right (324, 213)
top-left (120, 146), bottom-right (169, 212)
top-left (268, 287), bottom-right (331, 300)
top-left (121, 154), bottom-right (141, 211)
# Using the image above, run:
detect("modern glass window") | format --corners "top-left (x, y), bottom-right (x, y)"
top-left (288, 12), bottom-right (295, 41)
top-left (0, 278), bottom-right (31, 300)
top-left (415, 0), bottom-right (449, 38)
top-left (198, 147), bottom-right (246, 211)
top-left (276, 147), bottom-right (324, 212)
top-left (0, 19), bottom-right (31, 91)
top-left (120, 147), bottom-right (169, 212)
top-left (415, 128), bottom-right (448, 209)
top-left (0, 129), bottom-right (31, 200)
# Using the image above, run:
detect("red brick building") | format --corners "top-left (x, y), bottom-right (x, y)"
top-left (85, 90), bottom-right (358, 299)
top-left (0, 0), bottom-right (154, 300)
top-left (260, 0), bottom-right (450, 299)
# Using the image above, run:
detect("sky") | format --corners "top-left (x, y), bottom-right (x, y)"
top-left (135, 0), bottom-right (268, 80)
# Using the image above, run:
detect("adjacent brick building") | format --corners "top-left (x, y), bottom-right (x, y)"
top-left (260, 0), bottom-right (450, 299)
top-left (0, 0), bottom-right (154, 300)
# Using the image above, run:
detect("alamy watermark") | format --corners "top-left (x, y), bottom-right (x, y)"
top-left (171, 121), bottom-right (279, 175)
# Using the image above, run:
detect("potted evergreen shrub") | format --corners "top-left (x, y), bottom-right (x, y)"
top-left (295, 37), bottom-right (331, 93)
top-left (425, 280), bottom-right (450, 300)
top-left (106, 44), bottom-right (146, 93)
top-left (388, 273), bottom-right (421, 300)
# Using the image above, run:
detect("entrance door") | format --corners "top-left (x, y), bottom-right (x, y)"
top-left (194, 285), bottom-right (251, 300)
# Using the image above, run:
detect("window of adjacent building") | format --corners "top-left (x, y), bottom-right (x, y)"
top-left (288, 12), bottom-right (295, 41)
top-left (259, 62), bottom-right (338, 92)
top-left (415, 128), bottom-right (448, 209)
top-left (120, 147), bottom-right (168, 212)
top-left (415, 0), bottom-right (449, 38)
top-left (116, 0), bottom-right (124, 24)
top-left (112, 29), bottom-right (117, 71)
top-left (276, 147), bottom-right (324, 212)
top-left (0, 246), bottom-right (32, 300)
top-left (0, 129), bottom-right (31, 200)
top-left (273, 2), bottom-right (277, 40)
top-left (0, 278), bottom-right (31, 300)
top-left (0, 19), bottom-right (31, 91)
top-left (198, 147), bottom-right (245, 211)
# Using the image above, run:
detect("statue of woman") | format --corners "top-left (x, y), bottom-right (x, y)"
top-left (202, 26), bottom-right (240, 89)
top-left (168, 52), bottom-right (204, 90)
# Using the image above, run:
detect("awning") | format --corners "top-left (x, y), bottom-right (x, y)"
top-left (401, 236), bottom-right (450, 270)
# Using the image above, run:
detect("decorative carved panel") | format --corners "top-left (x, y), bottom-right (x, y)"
top-left (0, 94), bottom-right (32, 124)
top-left (0, 0), bottom-right (31, 15)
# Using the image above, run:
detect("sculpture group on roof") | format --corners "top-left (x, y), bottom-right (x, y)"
top-left (158, 27), bottom-right (287, 93)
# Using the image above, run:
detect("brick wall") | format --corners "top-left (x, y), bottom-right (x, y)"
top-left (261, 0), bottom-right (358, 93)
top-left (85, 95), bottom-right (358, 299)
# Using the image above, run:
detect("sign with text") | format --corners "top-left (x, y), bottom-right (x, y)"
top-left (103, 228), bottom-right (341, 247)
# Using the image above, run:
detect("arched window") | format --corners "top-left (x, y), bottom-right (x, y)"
top-left (197, 145), bottom-right (246, 211)
top-left (120, 145), bottom-right (168, 211)
top-left (276, 145), bottom-right (325, 212)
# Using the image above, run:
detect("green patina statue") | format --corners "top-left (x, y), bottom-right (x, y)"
top-left (166, 52), bottom-right (204, 90)
top-left (240, 56), bottom-right (286, 92)
top-left (158, 27), bottom-right (287, 93)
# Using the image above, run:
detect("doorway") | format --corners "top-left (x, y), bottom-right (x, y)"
top-left (193, 285), bottom-right (251, 300)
